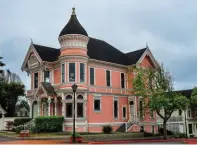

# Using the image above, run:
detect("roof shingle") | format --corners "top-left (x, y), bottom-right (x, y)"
top-left (33, 37), bottom-right (147, 65)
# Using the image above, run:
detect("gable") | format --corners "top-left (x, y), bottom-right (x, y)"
top-left (21, 44), bottom-right (42, 71)
top-left (140, 55), bottom-right (155, 68)
top-left (138, 49), bottom-right (159, 69)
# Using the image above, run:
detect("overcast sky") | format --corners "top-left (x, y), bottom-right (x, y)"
top-left (0, 0), bottom-right (197, 91)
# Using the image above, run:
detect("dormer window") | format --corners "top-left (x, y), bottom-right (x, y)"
top-left (69, 63), bottom-right (75, 82)
top-left (44, 70), bottom-right (50, 83)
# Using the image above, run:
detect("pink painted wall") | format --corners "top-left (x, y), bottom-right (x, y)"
top-left (87, 94), bottom-right (128, 123)
top-left (54, 69), bottom-right (60, 84)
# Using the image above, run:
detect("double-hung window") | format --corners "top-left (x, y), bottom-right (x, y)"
top-left (94, 97), bottom-right (101, 111)
top-left (34, 72), bottom-right (38, 88)
top-left (44, 70), bottom-right (50, 83)
top-left (114, 98), bottom-right (118, 119)
top-left (106, 70), bottom-right (111, 87)
top-left (121, 73), bottom-right (125, 88)
top-left (90, 68), bottom-right (95, 85)
top-left (61, 63), bottom-right (65, 83)
top-left (69, 63), bottom-right (75, 82)
top-left (80, 63), bottom-right (85, 83)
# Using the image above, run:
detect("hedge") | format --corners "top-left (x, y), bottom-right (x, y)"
top-left (35, 116), bottom-right (64, 132)
top-left (13, 118), bottom-right (32, 127)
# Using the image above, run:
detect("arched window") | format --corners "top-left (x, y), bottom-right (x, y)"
top-left (65, 95), bottom-right (72, 100)
top-left (77, 95), bottom-right (83, 100)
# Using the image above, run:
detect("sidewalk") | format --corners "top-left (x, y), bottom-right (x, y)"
top-left (0, 138), bottom-right (196, 144)
top-left (88, 138), bottom-right (197, 144)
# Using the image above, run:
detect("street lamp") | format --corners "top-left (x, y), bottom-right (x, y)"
top-left (72, 84), bottom-right (78, 143)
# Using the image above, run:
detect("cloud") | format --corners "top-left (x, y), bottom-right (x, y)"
top-left (0, 0), bottom-right (196, 91)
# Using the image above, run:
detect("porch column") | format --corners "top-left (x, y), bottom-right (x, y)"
top-left (48, 98), bottom-right (51, 116)
top-left (29, 99), bottom-right (33, 118)
top-left (38, 100), bottom-right (41, 116)
top-left (54, 98), bottom-right (57, 116)
top-left (2, 114), bottom-right (4, 130)
top-left (62, 93), bottom-right (65, 117)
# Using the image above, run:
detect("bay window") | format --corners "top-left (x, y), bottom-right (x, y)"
top-left (61, 63), bottom-right (65, 83)
top-left (69, 63), bottom-right (75, 82)
top-left (80, 63), bottom-right (85, 83)
top-left (44, 70), bottom-right (50, 83)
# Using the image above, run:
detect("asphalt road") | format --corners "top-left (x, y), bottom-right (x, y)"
top-left (0, 137), bottom-right (14, 142)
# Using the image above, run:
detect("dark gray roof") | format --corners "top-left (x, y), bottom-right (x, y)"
top-left (174, 89), bottom-right (193, 98)
top-left (41, 82), bottom-right (56, 96)
top-left (33, 37), bottom-right (147, 65)
top-left (59, 10), bottom-right (88, 37)
top-left (33, 44), bottom-right (60, 62)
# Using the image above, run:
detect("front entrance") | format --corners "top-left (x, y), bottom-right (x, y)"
top-left (129, 101), bottom-right (135, 122)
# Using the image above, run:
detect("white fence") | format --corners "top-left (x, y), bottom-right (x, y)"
top-left (0, 117), bottom-right (29, 130)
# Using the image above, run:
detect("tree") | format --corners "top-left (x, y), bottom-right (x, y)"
top-left (0, 70), bottom-right (25, 117)
top-left (190, 87), bottom-right (197, 108)
top-left (131, 64), bottom-right (189, 139)
top-left (0, 56), bottom-right (5, 75)
top-left (19, 100), bottom-right (30, 112)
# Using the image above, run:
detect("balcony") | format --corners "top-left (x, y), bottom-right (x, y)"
top-left (26, 89), bottom-right (37, 97)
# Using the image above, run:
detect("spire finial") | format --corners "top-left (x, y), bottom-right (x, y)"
top-left (72, 7), bottom-right (75, 15)
top-left (30, 37), bottom-right (33, 44)
top-left (146, 42), bottom-right (149, 48)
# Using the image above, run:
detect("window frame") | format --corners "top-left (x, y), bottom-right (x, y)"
top-left (34, 72), bottom-right (38, 89)
top-left (106, 70), bottom-right (111, 87)
top-left (80, 63), bottom-right (85, 83)
top-left (43, 70), bottom-right (50, 83)
top-left (65, 103), bottom-right (73, 118)
top-left (122, 106), bottom-right (127, 120)
top-left (113, 97), bottom-right (119, 119)
top-left (61, 63), bottom-right (65, 83)
top-left (93, 96), bottom-right (101, 112)
top-left (68, 62), bottom-right (76, 82)
top-left (90, 67), bottom-right (95, 85)
top-left (121, 72), bottom-right (125, 88)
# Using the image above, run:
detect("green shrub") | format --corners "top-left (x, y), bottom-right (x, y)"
top-left (16, 125), bottom-right (24, 134)
top-left (13, 118), bottom-right (32, 127)
top-left (102, 125), bottom-right (113, 134)
top-left (158, 128), bottom-right (173, 135)
top-left (35, 116), bottom-right (64, 132)
top-left (174, 133), bottom-right (187, 138)
top-left (6, 121), bottom-right (14, 130)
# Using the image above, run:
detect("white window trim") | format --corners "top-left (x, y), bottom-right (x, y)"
top-left (77, 102), bottom-right (84, 119)
top-left (61, 63), bottom-right (65, 83)
top-left (33, 72), bottom-right (39, 89)
top-left (113, 97), bottom-right (119, 120)
top-left (89, 67), bottom-right (95, 86)
top-left (68, 62), bottom-right (76, 83)
top-left (65, 102), bottom-right (73, 119)
top-left (79, 63), bottom-right (85, 83)
top-left (43, 70), bottom-right (51, 83)
top-left (93, 96), bottom-right (101, 112)
top-left (106, 69), bottom-right (111, 87)
top-left (122, 106), bottom-right (127, 120)
top-left (120, 72), bottom-right (125, 89)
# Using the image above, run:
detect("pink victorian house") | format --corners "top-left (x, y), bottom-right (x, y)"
top-left (21, 8), bottom-right (159, 133)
